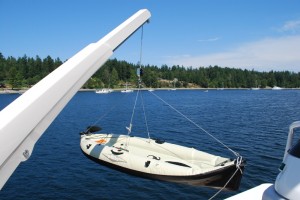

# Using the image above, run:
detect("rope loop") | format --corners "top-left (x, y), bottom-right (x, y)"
top-left (209, 156), bottom-right (243, 199)
top-left (236, 156), bottom-right (244, 174)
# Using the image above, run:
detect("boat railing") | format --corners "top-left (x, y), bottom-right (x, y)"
top-left (284, 121), bottom-right (300, 160)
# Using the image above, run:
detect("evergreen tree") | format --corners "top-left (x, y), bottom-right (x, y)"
top-left (110, 68), bottom-right (119, 88)
top-left (0, 53), bottom-right (5, 83)
top-left (0, 52), bottom-right (299, 89)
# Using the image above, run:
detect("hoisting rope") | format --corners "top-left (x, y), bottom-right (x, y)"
top-left (126, 89), bottom-right (140, 135)
top-left (140, 91), bottom-right (151, 140)
top-left (138, 25), bottom-right (144, 70)
top-left (126, 25), bottom-right (145, 136)
top-left (149, 91), bottom-right (240, 158)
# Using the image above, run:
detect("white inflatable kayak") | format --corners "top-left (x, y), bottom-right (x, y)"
top-left (80, 132), bottom-right (245, 191)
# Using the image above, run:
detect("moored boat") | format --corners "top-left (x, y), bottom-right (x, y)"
top-left (121, 82), bottom-right (133, 93)
top-left (272, 86), bottom-right (282, 90)
top-left (95, 89), bottom-right (113, 94)
top-left (121, 89), bottom-right (133, 93)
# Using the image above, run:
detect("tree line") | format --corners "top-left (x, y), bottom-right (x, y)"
top-left (0, 52), bottom-right (300, 89)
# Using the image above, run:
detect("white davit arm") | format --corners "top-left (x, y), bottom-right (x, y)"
top-left (0, 9), bottom-right (151, 190)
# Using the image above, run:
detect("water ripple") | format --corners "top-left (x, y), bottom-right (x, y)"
top-left (1, 90), bottom-right (300, 199)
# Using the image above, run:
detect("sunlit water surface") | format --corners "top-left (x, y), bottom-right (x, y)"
top-left (1, 89), bottom-right (300, 199)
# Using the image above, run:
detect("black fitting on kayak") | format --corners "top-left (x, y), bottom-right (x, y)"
top-left (154, 138), bottom-right (165, 144)
top-left (145, 161), bottom-right (151, 168)
top-left (80, 125), bottom-right (102, 135)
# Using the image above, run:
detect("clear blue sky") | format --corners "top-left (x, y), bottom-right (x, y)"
top-left (1, 0), bottom-right (300, 72)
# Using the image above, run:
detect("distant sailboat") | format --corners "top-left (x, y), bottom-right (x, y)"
top-left (121, 82), bottom-right (133, 93)
top-left (171, 78), bottom-right (177, 90)
top-left (148, 84), bottom-right (155, 92)
top-left (96, 75), bottom-right (113, 94)
top-left (251, 81), bottom-right (260, 90)
top-left (217, 82), bottom-right (224, 90)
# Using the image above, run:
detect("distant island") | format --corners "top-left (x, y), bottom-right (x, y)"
top-left (0, 52), bottom-right (299, 90)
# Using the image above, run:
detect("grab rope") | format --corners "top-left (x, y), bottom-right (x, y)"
top-left (149, 91), bottom-right (240, 158)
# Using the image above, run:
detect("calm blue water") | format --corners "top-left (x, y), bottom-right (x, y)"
top-left (1, 89), bottom-right (300, 199)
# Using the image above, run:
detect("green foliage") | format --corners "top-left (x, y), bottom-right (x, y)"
top-left (0, 53), bottom-right (63, 89)
top-left (0, 52), bottom-right (299, 89)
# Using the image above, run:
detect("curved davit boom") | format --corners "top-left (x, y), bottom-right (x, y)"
top-left (0, 9), bottom-right (151, 190)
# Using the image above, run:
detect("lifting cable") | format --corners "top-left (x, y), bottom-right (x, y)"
top-left (140, 91), bottom-right (151, 139)
top-left (126, 25), bottom-right (151, 138)
top-left (137, 25), bottom-right (151, 139)
top-left (148, 91), bottom-right (244, 199)
top-left (149, 91), bottom-right (241, 158)
top-left (126, 89), bottom-right (140, 135)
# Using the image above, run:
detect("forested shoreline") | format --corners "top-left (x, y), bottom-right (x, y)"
top-left (0, 53), bottom-right (299, 89)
